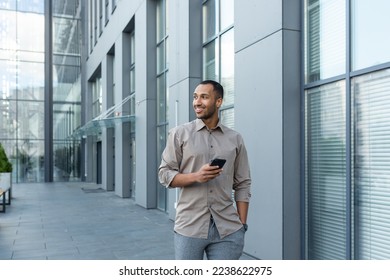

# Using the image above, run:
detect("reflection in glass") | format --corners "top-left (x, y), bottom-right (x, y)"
top-left (17, 101), bottom-right (44, 139)
top-left (52, 0), bottom-right (82, 182)
top-left (157, 75), bottom-right (166, 123)
top-left (0, 99), bottom-right (16, 139)
top-left (221, 29), bottom-right (234, 107)
top-left (17, 12), bottom-right (44, 52)
top-left (156, 0), bottom-right (165, 42)
top-left (352, 0), bottom-right (390, 71)
top-left (203, 0), bottom-right (216, 42)
top-left (157, 42), bottom-right (165, 74)
top-left (353, 69), bottom-right (390, 259)
top-left (203, 40), bottom-right (219, 81)
top-left (304, 0), bottom-right (345, 83)
top-left (18, 62), bottom-right (45, 100)
top-left (221, 107), bottom-right (234, 129)
top-left (0, 4), bottom-right (45, 183)
top-left (220, 0), bottom-right (234, 31)
top-left (305, 81), bottom-right (347, 259)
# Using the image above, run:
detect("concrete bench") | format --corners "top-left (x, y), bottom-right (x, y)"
top-left (0, 185), bottom-right (11, 213)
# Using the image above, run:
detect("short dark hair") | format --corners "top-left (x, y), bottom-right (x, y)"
top-left (200, 80), bottom-right (224, 99)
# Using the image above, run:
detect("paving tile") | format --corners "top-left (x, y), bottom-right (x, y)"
top-left (0, 182), bottom-right (255, 260)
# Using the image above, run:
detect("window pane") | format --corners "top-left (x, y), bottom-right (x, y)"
top-left (17, 0), bottom-right (44, 13)
top-left (353, 69), bottom-right (390, 259)
top-left (17, 12), bottom-right (44, 52)
top-left (18, 62), bottom-right (45, 100)
top-left (157, 75), bottom-right (166, 123)
top-left (220, 107), bottom-right (234, 129)
top-left (0, 99), bottom-right (16, 139)
top-left (220, 0), bottom-right (234, 31)
top-left (203, 0), bottom-right (216, 42)
top-left (157, 124), bottom-right (167, 210)
top-left (156, 0), bottom-right (165, 41)
top-left (157, 42), bottom-right (165, 74)
top-left (203, 40), bottom-right (219, 81)
top-left (17, 139), bottom-right (45, 182)
top-left (351, 0), bottom-right (390, 71)
top-left (17, 100), bottom-right (44, 140)
top-left (305, 81), bottom-right (347, 259)
top-left (304, 0), bottom-right (346, 83)
top-left (0, 0), bottom-right (16, 10)
top-left (0, 9), bottom-right (16, 50)
top-left (221, 29), bottom-right (234, 106)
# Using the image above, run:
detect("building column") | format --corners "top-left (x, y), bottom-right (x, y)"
top-left (235, 0), bottom-right (301, 259)
top-left (134, 0), bottom-right (157, 208)
top-left (101, 54), bottom-right (115, 191)
top-left (114, 34), bottom-right (131, 198)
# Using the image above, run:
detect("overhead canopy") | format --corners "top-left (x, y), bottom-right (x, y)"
top-left (70, 95), bottom-right (135, 138)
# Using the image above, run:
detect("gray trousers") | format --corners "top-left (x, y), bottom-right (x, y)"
top-left (174, 218), bottom-right (245, 260)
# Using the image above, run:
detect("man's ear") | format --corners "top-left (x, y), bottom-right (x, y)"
top-left (216, 97), bottom-right (223, 108)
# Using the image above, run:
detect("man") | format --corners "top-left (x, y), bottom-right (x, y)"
top-left (158, 80), bottom-right (251, 260)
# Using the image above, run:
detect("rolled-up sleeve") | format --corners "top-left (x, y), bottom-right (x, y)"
top-left (233, 136), bottom-right (251, 202)
top-left (158, 128), bottom-right (182, 188)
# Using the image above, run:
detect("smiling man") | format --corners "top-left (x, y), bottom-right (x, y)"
top-left (158, 80), bottom-right (251, 260)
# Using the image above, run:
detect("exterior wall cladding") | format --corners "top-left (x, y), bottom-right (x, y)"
top-left (83, 0), bottom-right (301, 260)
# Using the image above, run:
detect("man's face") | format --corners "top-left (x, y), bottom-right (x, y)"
top-left (193, 83), bottom-right (222, 120)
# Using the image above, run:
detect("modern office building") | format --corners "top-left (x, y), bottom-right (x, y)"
top-left (1, 0), bottom-right (389, 260)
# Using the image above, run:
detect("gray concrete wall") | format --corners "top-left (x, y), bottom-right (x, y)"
top-left (114, 33), bottom-right (131, 198)
top-left (134, 0), bottom-right (157, 208)
top-left (101, 55), bottom-right (115, 191)
top-left (235, 0), bottom-right (301, 259)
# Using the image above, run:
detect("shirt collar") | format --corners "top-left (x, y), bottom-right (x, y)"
top-left (195, 118), bottom-right (225, 133)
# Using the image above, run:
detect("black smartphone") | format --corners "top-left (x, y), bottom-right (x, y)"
top-left (210, 158), bottom-right (226, 168)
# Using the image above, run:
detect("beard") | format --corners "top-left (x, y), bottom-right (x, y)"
top-left (195, 105), bottom-right (217, 120)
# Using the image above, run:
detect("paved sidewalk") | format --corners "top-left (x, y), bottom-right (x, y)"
top-left (0, 182), bottom-right (255, 260)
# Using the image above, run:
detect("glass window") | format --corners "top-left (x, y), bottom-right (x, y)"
top-left (157, 75), bottom-right (166, 123)
top-left (351, 0), bottom-right (390, 71)
top-left (0, 9), bottom-right (17, 50)
top-left (305, 81), bottom-right (347, 259)
top-left (352, 69), bottom-right (390, 259)
top-left (157, 42), bottom-right (165, 74)
top-left (203, 40), bottom-right (219, 81)
top-left (17, 100), bottom-right (44, 140)
top-left (304, 0), bottom-right (346, 83)
top-left (156, 0), bottom-right (169, 212)
top-left (17, 62), bottom-right (45, 100)
top-left (92, 77), bottom-right (102, 118)
top-left (203, 0), bottom-right (234, 128)
top-left (220, 0), bottom-right (234, 31)
top-left (220, 29), bottom-right (234, 106)
top-left (17, 0), bottom-right (44, 13)
top-left (0, 100), bottom-right (16, 139)
top-left (203, 0), bottom-right (216, 42)
top-left (17, 139), bottom-right (45, 183)
top-left (220, 108), bottom-right (234, 129)
top-left (0, 0), bottom-right (16, 10)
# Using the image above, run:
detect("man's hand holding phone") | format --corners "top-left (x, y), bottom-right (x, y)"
top-left (195, 158), bottom-right (226, 183)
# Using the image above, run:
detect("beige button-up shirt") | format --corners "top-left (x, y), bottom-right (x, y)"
top-left (158, 119), bottom-right (251, 239)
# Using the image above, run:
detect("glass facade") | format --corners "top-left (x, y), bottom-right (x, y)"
top-left (202, 0), bottom-right (234, 128)
top-left (0, 0), bottom-right (81, 183)
top-left (304, 0), bottom-right (390, 259)
top-left (0, 1), bottom-right (45, 182)
top-left (52, 0), bottom-right (82, 182)
top-left (156, 0), bottom-right (169, 211)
